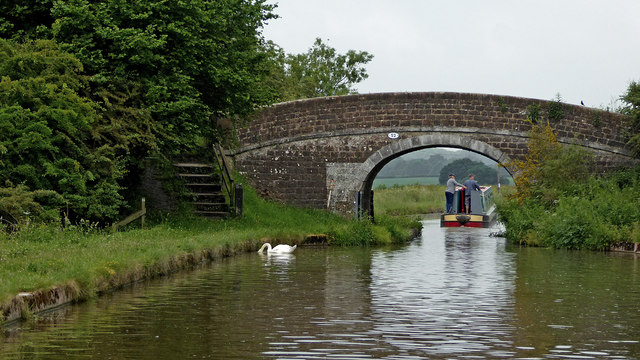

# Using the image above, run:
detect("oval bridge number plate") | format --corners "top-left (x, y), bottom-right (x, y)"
top-left (388, 132), bottom-right (399, 139)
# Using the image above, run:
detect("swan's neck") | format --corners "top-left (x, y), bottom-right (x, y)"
top-left (258, 243), bottom-right (272, 253)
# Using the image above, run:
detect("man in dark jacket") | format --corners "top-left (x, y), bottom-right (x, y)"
top-left (462, 174), bottom-right (481, 214)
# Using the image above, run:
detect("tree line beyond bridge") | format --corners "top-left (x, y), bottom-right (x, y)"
top-left (230, 92), bottom-right (637, 217)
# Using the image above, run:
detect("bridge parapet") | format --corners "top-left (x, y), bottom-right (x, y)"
top-left (237, 92), bottom-right (628, 154)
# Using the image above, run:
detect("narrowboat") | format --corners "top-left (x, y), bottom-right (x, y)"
top-left (440, 185), bottom-right (497, 228)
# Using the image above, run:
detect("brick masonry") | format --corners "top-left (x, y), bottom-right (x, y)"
top-left (232, 92), bottom-right (637, 217)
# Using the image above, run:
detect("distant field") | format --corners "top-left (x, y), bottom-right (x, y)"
top-left (373, 177), bottom-right (440, 188)
top-left (374, 184), bottom-right (515, 217)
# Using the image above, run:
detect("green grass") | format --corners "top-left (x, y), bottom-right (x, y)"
top-left (0, 182), bottom-right (420, 308)
top-left (374, 184), bottom-right (446, 216)
top-left (373, 177), bottom-right (440, 189)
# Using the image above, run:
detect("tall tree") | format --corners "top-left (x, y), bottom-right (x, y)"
top-left (269, 38), bottom-right (373, 101)
top-left (439, 158), bottom-right (503, 185)
top-left (0, 0), bottom-right (279, 155)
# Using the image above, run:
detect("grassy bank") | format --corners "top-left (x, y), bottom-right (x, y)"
top-left (0, 183), bottom-right (420, 313)
top-left (497, 169), bottom-right (640, 250)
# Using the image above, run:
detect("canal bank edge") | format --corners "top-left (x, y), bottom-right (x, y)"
top-left (1, 235), bottom-right (334, 326)
top-left (1, 240), bottom-right (251, 325)
top-left (610, 241), bottom-right (640, 253)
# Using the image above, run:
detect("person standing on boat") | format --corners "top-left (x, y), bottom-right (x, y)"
top-left (445, 173), bottom-right (465, 214)
top-left (462, 173), bottom-right (481, 214)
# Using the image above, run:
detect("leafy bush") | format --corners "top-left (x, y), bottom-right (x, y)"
top-left (498, 97), bottom-right (508, 113)
top-left (535, 145), bottom-right (594, 205)
top-left (498, 162), bottom-right (640, 250)
top-left (496, 197), bottom-right (545, 245)
top-left (592, 112), bottom-right (602, 128)
top-left (0, 39), bottom-right (124, 223)
top-left (501, 120), bottom-right (562, 203)
top-left (536, 197), bottom-right (599, 249)
top-left (546, 94), bottom-right (565, 122)
top-left (526, 103), bottom-right (541, 123)
top-left (329, 219), bottom-right (376, 246)
top-left (0, 185), bottom-right (63, 227)
top-left (497, 116), bottom-right (640, 250)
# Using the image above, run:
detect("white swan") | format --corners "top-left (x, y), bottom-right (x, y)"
top-left (257, 243), bottom-right (297, 254)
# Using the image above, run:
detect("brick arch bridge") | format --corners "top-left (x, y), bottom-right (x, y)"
top-left (230, 92), bottom-right (635, 217)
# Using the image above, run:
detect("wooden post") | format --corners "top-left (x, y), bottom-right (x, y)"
top-left (141, 198), bottom-right (146, 229)
top-left (234, 184), bottom-right (243, 218)
top-left (112, 197), bottom-right (147, 232)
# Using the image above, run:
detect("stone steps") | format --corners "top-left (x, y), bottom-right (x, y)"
top-left (174, 162), bottom-right (229, 219)
top-left (185, 183), bottom-right (223, 193)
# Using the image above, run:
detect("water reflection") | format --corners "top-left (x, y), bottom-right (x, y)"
top-left (1, 220), bottom-right (640, 359)
top-left (366, 220), bottom-right (517, 358)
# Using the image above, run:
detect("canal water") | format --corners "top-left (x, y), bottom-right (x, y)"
top-left (2, 219), bottom-right (640, 359)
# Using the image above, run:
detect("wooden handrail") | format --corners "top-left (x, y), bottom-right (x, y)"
top-left (112, 198), bottom-right (146, 232)
top-left (212, 143), bottom-right (236, 212)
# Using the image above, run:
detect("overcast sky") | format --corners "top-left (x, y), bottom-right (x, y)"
top-left (262, 0), bottom-right (639, 108)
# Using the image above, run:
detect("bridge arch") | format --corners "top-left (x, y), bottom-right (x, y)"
top-left (352, 135), bottom-right (513, 217)
top-left (231, 92), bottom-right (636, 217)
